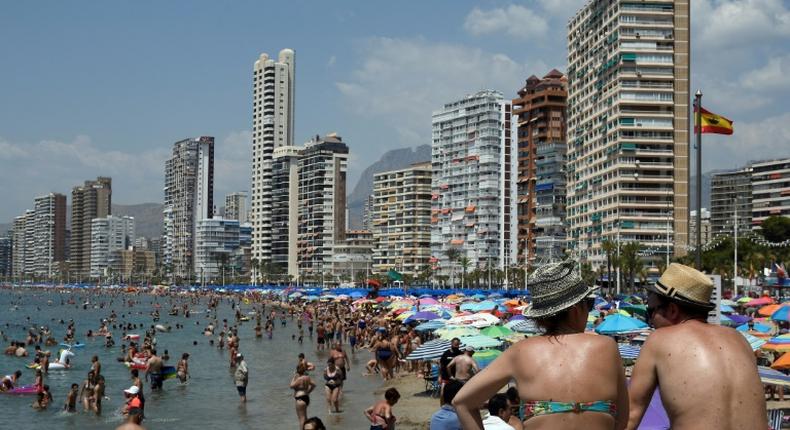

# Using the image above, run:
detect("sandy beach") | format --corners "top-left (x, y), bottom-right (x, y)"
top-left (373, 374), bottom-right (437, 430)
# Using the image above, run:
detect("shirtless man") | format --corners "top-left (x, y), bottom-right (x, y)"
top-left (93, 375), bottom-right (105, 415)
top-left (146, 349), bottom-right (164, 391)
top-left (329, 343), bottom-right (350, 381)
top-left (628, 263), bottom-right (767, 430)
top-left (447, 346), bottom-right (479, 383)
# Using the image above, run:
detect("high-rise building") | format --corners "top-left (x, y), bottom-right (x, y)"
top-left (33, 193), bottom-right (67, 278)
top-left (566, 0), bottom-right (689, 267)
top-left (251, 49), bottom-right (295, 266)
top-left (330, 230), bottom-right (374, 283)
top-left (512, 70), bottom-right (568, 266)
top-left (751, 158), bottom-right (790, 227)
top-left (163, 136), bottom-right (214, 281)
top-left (362, 194), bottom-right (376, 231)
top-left (224, 192), bottom-right (248, 224)
top-left (194, 217), bottom-right (240, 282)
top-left (689, 209), bottom-right (711, 246)
top-left (0, 236), bottom-right (12, 279)
top-left (431, 90), bottom-right (516, 278)
top-left (112, 248), bottom-right (156, 281)
top-left (710, 167), bottom-right (752, 235)
top-left (71, 177), bottom-right (112, 280)
top-left (297, 134), bottom-right (348, 279)
top-left (271, 146), bottom-right (302, 279)
top-left (11, 210), bottom-right (35, 278)
top-left (372, 162), bottom-right (433, 277)
top-left (90, 215), bottom-right (135, 279)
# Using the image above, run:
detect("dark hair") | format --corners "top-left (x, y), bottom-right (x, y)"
top-left (487, 393), bottom-right (510, 416)
top-left (653, 293), bottom-right (710, 320)
top-left (442, 380), bottom-right (464, 404)
top-left (384, 387), bottom-right (400, 403)
top-left (71, 383), bottom-right (78, 389)
top-left (303, 417), bottom-right (326, 430)
top-left (505, 386), bottom-right (519, 404)
top-left (534, 307), bottom-right (573, 336)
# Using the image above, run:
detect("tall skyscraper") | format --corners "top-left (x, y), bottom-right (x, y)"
top-left (431, 90), bottom-right (516, 278)
top-left (566, 0), bottom-right (689, 267)
top-left (251, 49), bottom-right (295, 266)
top-left (163, 136), bottom-right (214, 280)
top-left (0, 236), bottom-right (11, 279)
top-left (710, 167), bottom-right (752, 235)
top-left (194, 217), bottom-right (240, 281)
top-left (372, 162), bottom-right (433, 277)
top-left (71, 177), bottom-right (112, 280)
top-left (297, 134), bottom-right (348, 280)
top-left (12, 210), bottom-right (35, 278)
top-left (752, 158), bottom-right (790, 226)
top-left (34, 193), bottom-right (67, 278)
top-left (224, 192), bottom-right (248, 224)
top-left (271, 146), bottom-right (302, 279)
top-left (90, 215), bottom-right (135, 279)
top-left (512, 70), bottom-right (568, 266)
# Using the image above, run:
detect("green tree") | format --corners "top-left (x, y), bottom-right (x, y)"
top-left (619, 242), bottom-right (643, 293)
top-left (445, 248), bottom-right (461, 288)
top-left (761, 216), bottom-right (790, 243)
top-left (458, 256), bottom-right (471, 289)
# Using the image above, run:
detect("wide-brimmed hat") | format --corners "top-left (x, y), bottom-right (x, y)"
top-left (522, 260), bottom-right (597, 318)
top-left (646, 263), bottom-right (715, 311)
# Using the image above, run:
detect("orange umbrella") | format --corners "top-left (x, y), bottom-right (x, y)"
top-left (763, 343), bottom-right (790, 353)
top-left (772, 352), bottom-right (790, 370)
top-left (759, 304), bottom-right (783, 317)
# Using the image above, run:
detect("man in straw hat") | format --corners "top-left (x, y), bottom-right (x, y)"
top-left (627, 263), bottom-right (767, 429)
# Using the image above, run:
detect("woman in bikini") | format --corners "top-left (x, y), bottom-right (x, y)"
top-left (323, 359), bottom-right (343, 413)
top-left (453, 261), bottom-right (629, 430)
top-left (290, 363), bottom-right (316, 429)
top-left (371, 331), bottom-right (396, 381)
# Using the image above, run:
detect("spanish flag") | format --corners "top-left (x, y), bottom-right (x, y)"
top-left (694, 106), bottom-right (734, 135)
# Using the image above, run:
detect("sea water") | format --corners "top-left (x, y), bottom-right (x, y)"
top-left (0, 289), bottom-right (381, 429)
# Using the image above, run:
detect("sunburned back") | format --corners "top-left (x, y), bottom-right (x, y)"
top-left (512, 334), bottom-right (622, 430)
top-left (651, 323), bottom-right (766, 429)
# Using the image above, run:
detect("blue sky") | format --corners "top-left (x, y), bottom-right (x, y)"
top-left (1, 0), bottom-right (789, 222)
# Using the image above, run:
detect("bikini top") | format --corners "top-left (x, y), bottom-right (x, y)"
top-left (521, 400), bottom-right (617, 419)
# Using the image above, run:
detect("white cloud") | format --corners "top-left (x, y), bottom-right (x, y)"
top-left (336, 37), bottom-right (547, 151)
top-left (693, 0), bottom-right (790, 50)
top-left (0, 132), bottom-right (252, 221)
top-left (741, 55), bottom-right (790, 91)
top-left (464, 5), bottom-right (548, 39)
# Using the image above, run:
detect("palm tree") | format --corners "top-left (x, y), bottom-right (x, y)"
top-left (445, 248), bottom-right (461, 288)
top-left (459, 257), bottom-right (471, 289)
top-left (601, 239), bottom-right (617, 295)
top-left (619, 242), bottom-right (643, 293)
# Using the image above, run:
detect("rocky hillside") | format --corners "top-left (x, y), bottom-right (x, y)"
top-left (347, 144), bottom-right (431, 229)
top-left (112, 203), bottom-right (164, 239)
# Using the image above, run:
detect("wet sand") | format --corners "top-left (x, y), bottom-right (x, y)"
top-left (373, 374), bottom-right (441, 430)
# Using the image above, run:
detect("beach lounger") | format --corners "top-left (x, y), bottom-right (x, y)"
top-left (424, 364), bottom-right (440, 398)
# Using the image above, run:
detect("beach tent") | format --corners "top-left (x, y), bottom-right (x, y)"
top-left (595, 314), bottom-right (648, 335)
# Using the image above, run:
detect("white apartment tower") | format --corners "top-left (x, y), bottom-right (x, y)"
top-left (163, 136), bottom-right (214, 281)
top-left (251, 49), bottom-right (295, 265)
top-left (430, 90), bottom-right (517, 278)
top-left (90, 215), bottom-right (135, 279)
top-left (11, 210), bottom-right (35, 278)
top-left (271, 146), bottom-right (302, 279)
top-left (566, 0), bottom-right (689, 267)
top-left (224, 192), bottom-right (248, 224)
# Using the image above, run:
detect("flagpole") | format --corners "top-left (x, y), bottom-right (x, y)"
top-left (695, 89), bottom-right (703, 270)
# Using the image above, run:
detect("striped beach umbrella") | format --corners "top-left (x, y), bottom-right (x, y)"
top-left (406, 339), bottom-right (463, 361)
top-left (458, 335), bottom-right (502, 349)
top-left (506, 320), bottom-right (540, 333)
top-left (740, 331), bottom-right (767, 351)
top-left (414, 320), bottom-right (446, 332)
top-left (474, 349), bottom-right (502, 369)
top-left (618, 344), bottom-right (641, 360)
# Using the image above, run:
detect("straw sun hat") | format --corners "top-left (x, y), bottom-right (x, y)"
top-left (645, 263), bottom-right (715, 311)
top-left (522, 260), bottom-right (597, 319)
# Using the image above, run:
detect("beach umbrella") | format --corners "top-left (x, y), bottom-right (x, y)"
top-left (436, 326), bottom-right (480, 339)
top-left (736, 322), bottom-right (772, 333)
top-left (350, 291), bottom-right (365, 299)
top-left (459, 302), bottom-right (478, 311)
top-left (720, 314), bottom-right (735, 326)
top-left (396, 312), bottom-right (415, 321)
top-left (727, 314), bottom-right (751, 325)
top-left (414, 320), bottom-right (446, 332)
top-left (759, 366), bottom-right (790, 388)
top-left (617, 309), bottom-right (632, 317)
top-left (740, 331), bottom-right (767, 351)
top-left (759, 304), bottom-right (782, 317)
top-left (720, 304), bottom-right (735, 313)
top-left (472, 301), bottom-right (498, 311)
top-left (506, 320), bottom-right (540, 333)
top-left (472, 294), bottom-right (486, 300)
top-left (481, 325), bottom-right (514, 338)
top-left (771, 352), bottom-right (790, 370)
top-left (473, 349), bottom-right (502, 369)
top-left (762, 342), bottom-right (790, 353)
top-left (618, 344), bottom-right (641, 360)
top-left (721, 299), bottom-right (738, 307)
top-left (458, 335), bottom-right (502, 349)
top-left (595, 314), bottom-right (648, 335)
top-left (418, 297), bottom-right (438, 306)
top-left (620, 304), bottom-right (647, 317)
top-left (406, 339), bottom-right (462, 361)
top-left (747, 297), bottom-right (774, 307)
top-left (771, 305), bottom-right (790, 322)
top-left (737, 296), bottom-right (753, 304)
top-left (403, 311), bottom-right (440, 324)
top-left (508, 314), bottom-right (526, 322)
